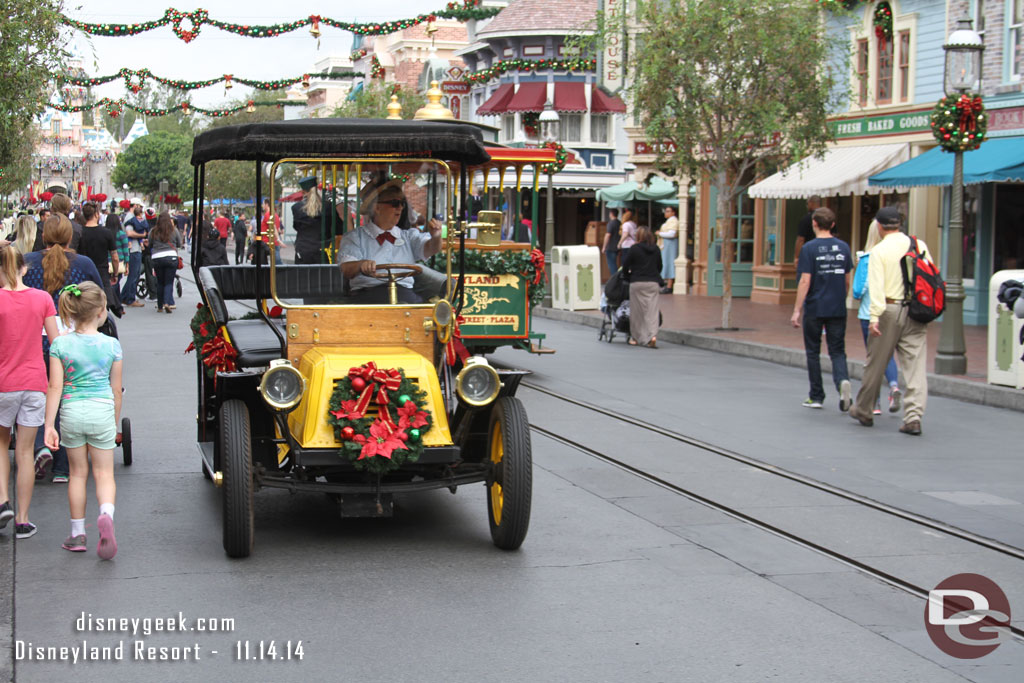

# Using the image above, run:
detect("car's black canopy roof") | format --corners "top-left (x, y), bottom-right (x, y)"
top-left (191, 118), bottom-right (491, 166)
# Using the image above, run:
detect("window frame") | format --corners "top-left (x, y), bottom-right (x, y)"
top-left (898, 30), bottom-right (911, 101)
top-left (876, 33), bottom-right (894, 105)
top-left (1007, 0), bottom-right (1023, 82)
top-left (559, 113), bottom-right (582, 143)
top-left (857, 39), bottom-right (870, 107)
top-left (590, 114), bottom-right (610, 144)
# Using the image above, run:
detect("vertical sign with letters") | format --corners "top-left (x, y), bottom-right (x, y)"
top-left (598, 0), bottom-right (627, 94)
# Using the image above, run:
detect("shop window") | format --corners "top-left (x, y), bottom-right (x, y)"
top-left (963, 185), bottom-right (979, 282)
top-left (898, 31), bottom-right (910, 101)
top-left (559, 113), bottom-right (582, 143)
top-left (764, 199), bottom-right (779, 265)
top-left (590, 114), bottom-right (609, 144)
top-left (857, 39), bottom-right (870, 106)
top-left (877, 35), bottom-right (894, 104)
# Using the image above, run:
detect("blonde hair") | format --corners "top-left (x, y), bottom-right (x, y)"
top-left (13, 215), bottom-right (37, 255)
top-left (42, 214), bottom-right (74, 293)
top-left (303, 188), bottom-right (322, 218)
top-left (0, 245), bottom-right (26, 289)
top-left (58, 280), bottom-right (106, 329)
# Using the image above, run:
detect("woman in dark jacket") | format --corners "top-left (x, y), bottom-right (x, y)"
top-left (291, 176), bottom-right (326, 264)
top-left (621, 225), bottom-right (663, 348)
top-left (201, 221), bottom-right (228, 267)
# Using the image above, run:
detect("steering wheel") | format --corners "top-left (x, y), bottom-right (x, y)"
top-left (370, 263), bottom-right (422, 283)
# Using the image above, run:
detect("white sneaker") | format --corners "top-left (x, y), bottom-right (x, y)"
top-left (839, 379), bottom-right (852, 412)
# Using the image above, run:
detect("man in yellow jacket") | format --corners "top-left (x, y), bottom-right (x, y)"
top-left (849, 206), bottom-right (930, 435)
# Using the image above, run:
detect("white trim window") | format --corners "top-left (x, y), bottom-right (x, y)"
top-left (502, 114), bottom-right (516, 142)
top-left (590, 114), bottom-right (610, 144)
top-left (848, 1), bottom-right (915, 110)
top-left (1008, 0), bottom-right (1023, 81)
top-left (559, 113), bottom-right (582, 143)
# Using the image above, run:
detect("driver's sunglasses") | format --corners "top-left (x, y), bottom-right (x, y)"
top-left (379, 199), bottom-right (405, 208)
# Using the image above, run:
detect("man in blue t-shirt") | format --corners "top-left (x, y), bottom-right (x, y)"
top-left (790, 207), bottom-right (853, 411)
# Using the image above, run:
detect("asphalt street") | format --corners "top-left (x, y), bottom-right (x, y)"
top-left (2, 272), bottom-right (1023, 682)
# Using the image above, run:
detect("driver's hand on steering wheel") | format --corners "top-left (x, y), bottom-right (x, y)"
top-left (359, 259), bottom-right (377, 276)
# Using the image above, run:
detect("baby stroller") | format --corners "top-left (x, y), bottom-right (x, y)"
top-left (598, 269), bottom-right (631, 343)
top-left (597, 269), bottom-right (663, 344)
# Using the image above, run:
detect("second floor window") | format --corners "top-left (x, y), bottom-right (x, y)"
top-left (898, 30), bottom-right (911, 101)
top-left (502, 115), bottom-right (515, 141)
top-left (591, 115), bottom-right (609, 144)
top-left (1009, 0), bottom-right (1023, 81)
top-left (560, 114), bottom-right (582, 143)
top-left (877, 35), bottom-right (894, 104)
top-left (857, 39), bottom-right (870, 106)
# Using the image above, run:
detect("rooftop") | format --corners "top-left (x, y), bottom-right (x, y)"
top-left (477, 0), bottom-right (597, 37)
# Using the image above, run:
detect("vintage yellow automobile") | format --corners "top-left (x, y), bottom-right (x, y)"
top-left (189, 119), bottom-right (532, 558)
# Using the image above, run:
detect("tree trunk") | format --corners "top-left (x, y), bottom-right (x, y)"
top-left (716, 170), bottom-right (733, 329)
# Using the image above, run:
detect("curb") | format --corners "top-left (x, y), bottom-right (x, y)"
top-left (535, 307), bottom-right (1024, 413)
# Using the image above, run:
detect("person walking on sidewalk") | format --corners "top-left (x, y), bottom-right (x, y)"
top-left (852, 220), bottom-right (901, 415)
top-left (120, 206), bottom-right (148, 307)
top-left (602, 209), bottom-right (621, 276)
top-left (790, 207), bottom-right (853, 410)
top-left (850, 207), bottom-right (931, 435)
top-left (621, 225), bottom-right (664, 348)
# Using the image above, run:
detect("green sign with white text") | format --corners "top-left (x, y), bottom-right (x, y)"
top-left (829, 110), bottom-right (932, 139)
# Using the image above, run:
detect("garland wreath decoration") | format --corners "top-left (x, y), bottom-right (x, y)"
top-left (45, 97), bottom-right (301, 118)
top-left (451, 248), bottom-right (547, 308)
top-left (58, 68), bottom-right (361, 93)
top-left (931, 93), bottom-right (987, 152)
top-left (327, 363), bottom-right (433, 475)
top-left (186, 304), bottom-right (274, 378)
top-left (60, 2), bottom-right (499, 42)
top-left (463, 58), bottom-right (597, 84)
top-left (873, 2), bottom-right (893, 41)
top-left (370, 55), bottom-right (385, 80)
top-left (539, 141), bottom-right (569, 175)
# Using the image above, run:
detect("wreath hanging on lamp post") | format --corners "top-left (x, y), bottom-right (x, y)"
top-left (931, 93), bottom-right (987, 152)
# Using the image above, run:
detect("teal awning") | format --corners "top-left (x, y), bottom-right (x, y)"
top-left (869, 137), bottom-right (1024, 188)
top-left (596, 176), bottom-right (678, 202)
top-left (346, 80), bottom-right (364, 102)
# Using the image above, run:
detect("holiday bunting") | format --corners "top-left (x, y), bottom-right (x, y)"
top-left (58, 68), bottom-right (361, 93)
top-left (46, 97), bottom-right (301, 118)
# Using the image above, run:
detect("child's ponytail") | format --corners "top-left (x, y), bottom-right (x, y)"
top-left (42, 215), bottom-right (73, 293)
top-left (58, 281), bottom-right (106, 329)
top-left (0, 244), bottom-right (24, 289)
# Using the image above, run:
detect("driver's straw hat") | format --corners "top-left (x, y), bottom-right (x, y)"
top-left (359, 179), bottom-right (405, 214)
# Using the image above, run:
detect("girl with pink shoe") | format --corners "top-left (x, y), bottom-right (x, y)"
top-left (43, 282), bottom-right (123, 559)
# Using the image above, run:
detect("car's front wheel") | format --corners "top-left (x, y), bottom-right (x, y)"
top-left (486, 397), bottom-right (532, 550)
top-left (220, 399), bottom-right (254, 558)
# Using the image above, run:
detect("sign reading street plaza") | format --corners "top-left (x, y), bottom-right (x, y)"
top-left (458, 273), bottom-right (530, 339)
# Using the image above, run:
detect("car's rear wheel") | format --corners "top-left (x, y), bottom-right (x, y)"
top-left (487, 397), bottom-right (532, 550)
top-left (220, 399), bottom-right (254, 558)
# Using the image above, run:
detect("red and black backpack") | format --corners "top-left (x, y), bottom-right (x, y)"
top-left (901, 236), bottom-right (946, 323)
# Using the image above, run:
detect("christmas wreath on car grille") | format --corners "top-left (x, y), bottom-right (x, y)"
top-left (327, 363), bottom-right (433, 475)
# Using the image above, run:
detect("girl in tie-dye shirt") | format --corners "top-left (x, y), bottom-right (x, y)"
top-left (44, 282), bottom-right (122, 559)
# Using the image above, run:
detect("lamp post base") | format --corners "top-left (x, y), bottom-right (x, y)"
top-left (933, 353), bottom-right (967, 376)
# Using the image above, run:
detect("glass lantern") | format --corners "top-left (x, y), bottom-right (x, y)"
top-left (944, 18), bottom-right (985, 94)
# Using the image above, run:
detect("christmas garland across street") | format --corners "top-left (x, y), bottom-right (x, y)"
top-left (58, 69), bottom-right (361, 93)
top-left (45, 97), bottom-right (300, 118)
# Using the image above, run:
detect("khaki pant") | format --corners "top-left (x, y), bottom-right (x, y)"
top-left (855, 303), bottom-right (928, 423)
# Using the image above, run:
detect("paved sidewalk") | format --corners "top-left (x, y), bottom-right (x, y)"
top-left (535, 294), bottom-right (1024, 412)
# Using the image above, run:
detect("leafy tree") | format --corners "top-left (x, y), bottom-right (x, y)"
top-left (591, 0), bottom-right (846, 327)
top-left (111, 130), bottom-right (193, 196)
top-left (333, 81), bottom-right (424, 120)
top-left (0, 0), bottom-right (67, 195)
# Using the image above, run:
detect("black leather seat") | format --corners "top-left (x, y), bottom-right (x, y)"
top-left (224, 319), bottom-right (287, 367)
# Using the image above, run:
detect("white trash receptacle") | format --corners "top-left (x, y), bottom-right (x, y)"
top-left (549, 246), bottom-right (566, 308)
top-left (555, 245), bottom-right (601, 311)
top-left (987, 269), bottom-right (1024, 389)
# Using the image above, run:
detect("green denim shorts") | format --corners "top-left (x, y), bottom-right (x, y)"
top-left (60, 399), bottom-right (117, 450)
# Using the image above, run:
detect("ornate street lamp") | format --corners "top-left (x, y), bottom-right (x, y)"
top-left (539, 99), bottom-right (559, 257)
top-left (935, 17), bottom-right (984, 376)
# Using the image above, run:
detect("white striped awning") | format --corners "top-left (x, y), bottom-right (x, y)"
top-left (747, 144), bottom-right (909, 199)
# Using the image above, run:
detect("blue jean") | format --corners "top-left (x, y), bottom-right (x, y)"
top-left (154, 257), bottom-right (177, 308)
top-left (605, 249), bottom-right (618, 275)
top-left (860, 319), bottom-right (898, 387)
top-left (802, 314), bottom-right (849, 402)
top-left (35, 338), bottom-right (68, 476)
top-left (121, 251), bottom-right (142, 303)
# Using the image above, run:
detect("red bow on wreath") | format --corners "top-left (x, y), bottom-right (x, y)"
top-left (445, 315), bottom-right (471, 366)
top-left (956, 95), bottom-right (984, 133)
top-left (528, 248), bottom-right (545, 286)
top-left (348, 362), bottom-right (402, 417)
top-left (201, 329), bottom-right (238, 385)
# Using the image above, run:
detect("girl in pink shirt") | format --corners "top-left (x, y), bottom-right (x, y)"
top-left (0, 246), bottom-right (59, 539)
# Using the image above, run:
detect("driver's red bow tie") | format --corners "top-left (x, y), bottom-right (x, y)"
top-left (376, 231), bottom-right (396, 245)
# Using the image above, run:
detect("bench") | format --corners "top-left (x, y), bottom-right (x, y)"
top-left (198, 265), bottom-right (345, 367)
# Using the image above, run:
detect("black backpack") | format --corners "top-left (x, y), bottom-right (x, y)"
top-left (900, 236), bottom-right (946, 323)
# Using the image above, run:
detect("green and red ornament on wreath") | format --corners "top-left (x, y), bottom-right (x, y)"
top-left (327, 363), bottom-right (433, 475)
top-left (931, 93), bottom-right (987, 152)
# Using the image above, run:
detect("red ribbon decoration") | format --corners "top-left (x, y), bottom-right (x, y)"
top-left (956, 95), bottom-right (983, 133)
top-left (445, 315), bottom-right (471, 366)
top-left (528, 248), bottom-right (545, 286)
top-left (201, 329), bottom-right (238, 386)
top-left (348, 362), bottom-right (403, 419)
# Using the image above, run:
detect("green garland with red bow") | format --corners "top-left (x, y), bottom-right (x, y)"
top-left (327, 363), bottom-right (433, 475)
top-left (931, 93), bottom-right (987, 152)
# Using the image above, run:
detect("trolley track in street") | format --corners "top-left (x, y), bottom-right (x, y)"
top-left (527, 420), bottom-right (1024, 642)
top-left (520, 380), bottom-right (1024, 563)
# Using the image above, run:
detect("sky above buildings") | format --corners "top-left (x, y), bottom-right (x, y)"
top-left (65, 0), bottom-right (450, 108)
